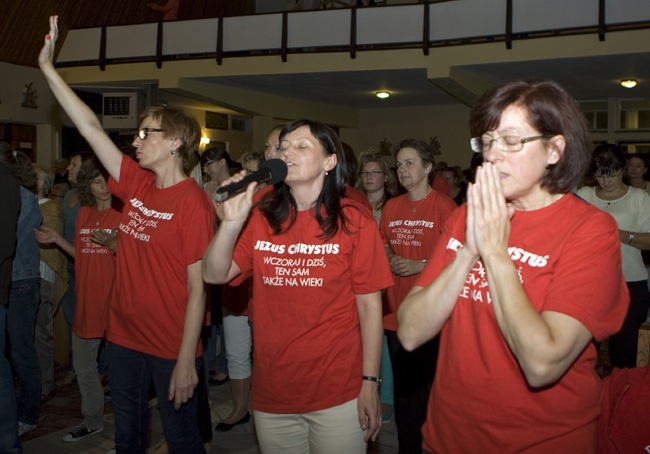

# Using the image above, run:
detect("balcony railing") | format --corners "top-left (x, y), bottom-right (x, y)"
top-left (56, 0), bottom-right (650, 70)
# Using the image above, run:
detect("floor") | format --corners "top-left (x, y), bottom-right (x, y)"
top-left (22, 368), bottom-right (399, 454)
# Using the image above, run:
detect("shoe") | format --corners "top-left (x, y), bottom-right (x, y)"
top-left (214, 412), bottom-right (250, 432)
top-left (62, 425), bottom-right (103, 442)
top-left (209, 374), bottom-right (229, 386)
top-left (55, 371), bottom-right (76, 388)
top-left (18, 421), bottom-right (37, 437)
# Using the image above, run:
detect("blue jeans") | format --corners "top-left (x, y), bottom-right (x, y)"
top-left (106, 342), bottom-right (204, 454)
top-left (6, 278), bottom-right (41, 425)
top-left (0, 304), bottom-right (21, 454)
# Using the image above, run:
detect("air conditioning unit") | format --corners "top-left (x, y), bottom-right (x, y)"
top-left (102, 92), bottom-right (144, 130)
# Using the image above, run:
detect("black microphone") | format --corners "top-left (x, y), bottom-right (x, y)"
top-left (215, 159), bottom-right (288, 202)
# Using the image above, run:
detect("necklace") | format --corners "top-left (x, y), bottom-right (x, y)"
top-left (410, 193), bottom-right (430, 213)
top-left (95, 208), bottom-right (110, 227)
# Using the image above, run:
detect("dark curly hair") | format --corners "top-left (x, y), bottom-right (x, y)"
top-left (260, 119), bottom-right (351, 240)
top-left (76, 156), bottom-right (110, 207)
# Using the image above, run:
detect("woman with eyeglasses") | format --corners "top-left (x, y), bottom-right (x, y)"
top-left (577, 144), bottom-right (650, 369)
top-left (40, 16), bottom-right (215, 453)
top-left (379, 138), bottom-right (457, 454)
top-left (203, 119), bottom-right (392, 453)
top-left (357, 152), bottom-right (395, 226)
top-left (398, 80), bottom-right (629, 452)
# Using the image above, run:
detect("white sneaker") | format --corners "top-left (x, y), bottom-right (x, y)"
top-left (62, 425), bottom-right (103, 442)
top-left (17, 421), bottom-right (37, 437)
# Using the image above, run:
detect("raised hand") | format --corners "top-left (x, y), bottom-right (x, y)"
top-left (38, 15), bottom-right (59, 68)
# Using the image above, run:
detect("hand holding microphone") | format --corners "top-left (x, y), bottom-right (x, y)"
top-left (215, 159), bottom-right (288, 202)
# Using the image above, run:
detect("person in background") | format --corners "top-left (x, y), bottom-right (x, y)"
top-left (577, 144), bottom-right (650, 368)
top-left (200, 147), bottom-right (232, 387)
top-left (1, 146), bottom-right (42, 438)
top-left (36, 156), bottom-right (120, 442)
top-left (626, 154), bottom-right (650, 195)
top-left (57, 150), bottom-right (92, 389)
top-left (33, 165), bottom-right (68, 403)
top-left (52, 157), bottom-right (69, 185)
top-left (440, 166), bottom-right (467, 206)
top-left (203, 119), bottom-right (392, 453)
top-left (215, 149), bottom-right (265, 432)
top-left (398, 79), bottom-right (629, 452)
top-left (0, 147), bottom-right (22, 454)
top-left (40, 16), bottom-right (215, 452)
top-left (357, 151), bottom-right (396, 423)
top-left (380, 138), bottom-right (457, 453)
top-left (49, 182), bottom-right (70, 204)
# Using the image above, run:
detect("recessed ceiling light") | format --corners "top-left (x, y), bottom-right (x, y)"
top-left (376, 91), bottom-right (390, 99)
top-left (620, 79), bottom-right (637, 88)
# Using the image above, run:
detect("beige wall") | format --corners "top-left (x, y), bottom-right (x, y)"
top-left (341, 103), bottom-right (472, 168)
top-left (0, 62), bottom-right (59, 165)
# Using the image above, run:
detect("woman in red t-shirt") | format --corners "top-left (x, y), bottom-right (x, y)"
top-left (40, 17), bottom-right (214, 453)
top-left (36, 156), bottom-right (120, 442)
top-left (204, 119), bottom-right (393, 453)
top-left (398, 80), bottom-right (629, 453)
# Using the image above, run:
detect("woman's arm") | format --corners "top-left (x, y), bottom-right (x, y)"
top-left (203, 172), bottom-right (256, 283)
top-left (38, 16), bottom-right (123, 182)
top-left (619, 231), bottom-right (650, 250)
top-left (35, 226), bottom-right (75, 258)
top-left (471, 163), bottom-right (593, 388)
top-left (168, 260), bottom-right (205, 410)
top-left (398, 245), bottom-right (477, 350)
top-left (355, 291), bottom-right (383, 443)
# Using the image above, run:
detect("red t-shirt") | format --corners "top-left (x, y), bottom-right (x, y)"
top-left (72, 206), bottom-right (121, 339)
top-left (232, 199), bottom-right (393, 413)
top-left (432, 176), bottom-right (450, 196)
top-left (416, 193), bottom-right (629, 453)
top-left (107, 157), bottom-right (215, 359)
top-left (380, 190), bottom-right (457, 331)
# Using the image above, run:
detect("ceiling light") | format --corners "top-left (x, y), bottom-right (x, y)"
top-left (620, 79), bottom-right (637, 88)
top-left (376, 91), bottom-right (390, 99)
top-left (200, 137), bottom-right (211, 145)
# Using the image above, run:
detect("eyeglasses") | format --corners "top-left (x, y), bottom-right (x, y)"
top-left (470, 134), bottom-right (553, 154)
top-left (360, 170), bottom-right (383, 177)
top-left (594, 169), bottom-right (623, 179)
top-left (135, 127), bottom-right (165, 140)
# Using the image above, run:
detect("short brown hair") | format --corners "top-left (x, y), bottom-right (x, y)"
top-left (139, 106), bottom-right (200, 174)
top-left (470, 79), bottom-right (591, 194)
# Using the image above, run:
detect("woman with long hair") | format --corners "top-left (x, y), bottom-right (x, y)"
top-left (40, 17), bottom-right (215, 452)
top-left (203, 119), bottom-right (392, 453)
top-left (357, 151), bottom-right (395, 225)
top-left (36, 156), bottom-right (121, 442)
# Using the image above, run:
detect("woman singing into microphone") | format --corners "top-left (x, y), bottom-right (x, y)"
top-left (204, 119), bottom-right (393, 453)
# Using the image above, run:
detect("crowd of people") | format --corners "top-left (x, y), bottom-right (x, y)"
top-left (0, 14), bottom-right (647, 454)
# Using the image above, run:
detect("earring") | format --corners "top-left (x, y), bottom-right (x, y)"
top-left (325, 170), bottom-right (329, 176)
top-left (171, 150), bottom-right (176, 155)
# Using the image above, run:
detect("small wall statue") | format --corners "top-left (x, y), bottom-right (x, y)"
top-left (379, 137), bottom-right (392, 156)
top-left (429, 136), bottom-right (441, 155)
top-left (22, 82), bottom-right (38, 109)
